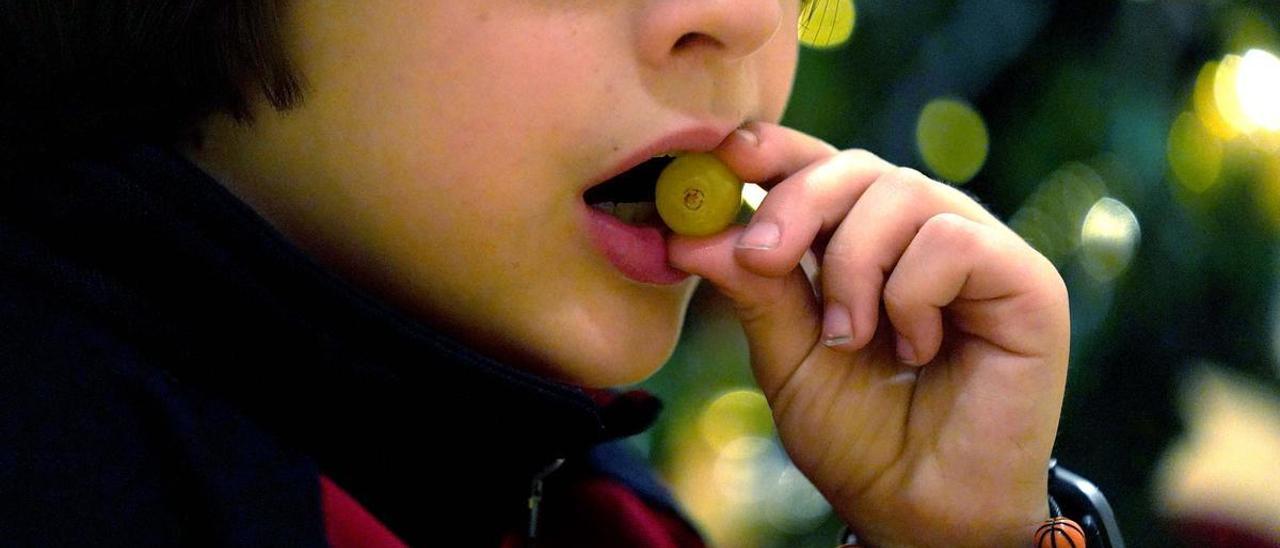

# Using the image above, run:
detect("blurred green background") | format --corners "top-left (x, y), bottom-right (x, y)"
top-left (634, 1), bottom-right (1280, 546)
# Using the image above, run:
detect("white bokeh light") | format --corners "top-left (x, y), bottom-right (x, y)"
top-left (1080, 197), bottom-right (1141, 282)
top-left (1236, 49), bottom-right (1280, 132)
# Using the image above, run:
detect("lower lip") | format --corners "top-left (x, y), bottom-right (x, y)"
top-left (584, 204), bottom-right (691, 285)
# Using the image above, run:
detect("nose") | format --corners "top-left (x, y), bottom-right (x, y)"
top-left (635, 0), bottom-right (784, 66)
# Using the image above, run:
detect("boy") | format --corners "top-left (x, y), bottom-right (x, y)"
top-left (1, 1), bottom-right (1071, 546)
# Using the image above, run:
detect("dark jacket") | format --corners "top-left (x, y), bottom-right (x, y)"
top-left (0, 145), bottom-right (705, 547)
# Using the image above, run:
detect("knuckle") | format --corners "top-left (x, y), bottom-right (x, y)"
top-left (836, 148), bottom-right (886, 167)
top-left (800, 150), bottom-right (898, 201)
top-left (1009, 229), bottom-right (1066, 287)
top-left (804, 149), bottom-right (881, 192)
top-left (886, 166), bottom-right (975, 202)
top-left (1017, 265), bottom-right (1071, 335)
top-left (876, 166), bottom-right (936, 201)
top-left (797, 165), bottom-right (830, 197)
top-left (1048, 267), bottom-right (1069, 303)
top-left (1032, 254), bottom-right (1070, 304)
top-left (889, 166), bottom-right (931, 186)
top-left (918, 212), bottom-right (979, 251)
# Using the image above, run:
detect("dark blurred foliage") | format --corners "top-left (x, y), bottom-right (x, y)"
top-left (641, 1), bottom-right (1280, 547)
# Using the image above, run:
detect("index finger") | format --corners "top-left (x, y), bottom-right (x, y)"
top-left (716, 123), bottom-right (897, 279)
top-left (713, 121), bottom-right (841, 187)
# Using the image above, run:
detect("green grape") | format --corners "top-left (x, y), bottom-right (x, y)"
top-left (655, 153), bottom-right (744, 236)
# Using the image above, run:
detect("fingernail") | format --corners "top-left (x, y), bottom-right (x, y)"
top-left (736, 221), bottom-right (780, 250)
top-left (896, 334), bottom-right (919, 365)
top-left (822, 302), bottom-right (853, 347)
top-left (732, 126), bottom-right (759, 147)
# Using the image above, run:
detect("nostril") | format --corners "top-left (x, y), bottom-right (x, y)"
top-left (673, 32), bottom-right (722, 51)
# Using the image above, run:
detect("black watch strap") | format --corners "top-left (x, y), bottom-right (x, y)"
top-left (1048, 459), bottom-right (1126, 548)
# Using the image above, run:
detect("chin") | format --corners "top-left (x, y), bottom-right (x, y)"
top-left (558, 337), bottom-right (676, 389)
top-left (530, 279), bottom-right (698, 389)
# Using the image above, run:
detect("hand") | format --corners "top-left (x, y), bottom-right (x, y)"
top-left (667, 122), bottom-right (1070, 547)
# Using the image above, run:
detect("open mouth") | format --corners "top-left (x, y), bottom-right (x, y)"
top-left (583, 155), bottom-right (677, 227)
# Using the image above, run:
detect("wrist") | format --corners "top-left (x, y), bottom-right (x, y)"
top-left (835, 515), bottom-right (1047, 547)
top-left (834, 461), bottom-right (1123, 547)
top-left (832, 491), bottom-right (1049, 547)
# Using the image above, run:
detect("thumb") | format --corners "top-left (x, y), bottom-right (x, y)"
top-left (668, 227), bottom-right (821, 399)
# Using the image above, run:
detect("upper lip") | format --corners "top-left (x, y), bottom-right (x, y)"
top-left (582, 122), bottom-right (740, 197)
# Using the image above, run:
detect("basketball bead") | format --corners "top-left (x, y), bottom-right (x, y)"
top-left (1034, 517), bottom-right (1086, 548)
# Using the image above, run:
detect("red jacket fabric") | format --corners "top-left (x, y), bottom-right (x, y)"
top-left (0, 145), bottom-right (705, 546)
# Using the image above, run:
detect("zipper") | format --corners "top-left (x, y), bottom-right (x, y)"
top-left (525, 457), bottom-right (566, 547)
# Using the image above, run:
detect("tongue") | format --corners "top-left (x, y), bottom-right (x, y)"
top-left (588, 208), bottom-right (686, 285)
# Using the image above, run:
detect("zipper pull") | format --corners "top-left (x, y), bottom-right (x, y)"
top-left (524, 455), bottom-right (565, 545)
top-left (526, 457), bottom-right (565, 547)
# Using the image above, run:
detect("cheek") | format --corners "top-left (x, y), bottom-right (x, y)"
top-left (277, 4), bottom-right (707, 386)
top-left (361, 179), bottom-right (689, 388)
top-left (761, 27), bottom-right (801, 120)
top-left (296, 6), bottom-right (600, 178)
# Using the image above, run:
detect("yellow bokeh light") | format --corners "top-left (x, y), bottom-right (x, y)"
top-left (1259, 132), bottom-right (1280, 154)
top-left (1168, 111), bottom-right (1223, 194)
top-left (698, 389), bottom-right (774, 452)
top-left (711, 436), bottom-right (772, 503)
top-left (1156, 365), bottom-right (1280, 538)
top-left (672, 392), bottom-right (774, 547)
top-left (1210, 50), bottom-right (1280, 136)
top-left (799, 0), bottom-right (855, 49)
top-left (915, 98), bottom-right (990, 185)
top-left (1080, 197), bottom-right (1141, 282)
top-left (1236, 49), bottom-right (1280, 132)
top-left (1214, 54), bottom-right (1251, 134)
top-left (1194, 61), bottom-right (1238, 139)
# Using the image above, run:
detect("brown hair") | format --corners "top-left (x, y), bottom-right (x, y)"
top-left (0, 1), bottom-right (301, 157)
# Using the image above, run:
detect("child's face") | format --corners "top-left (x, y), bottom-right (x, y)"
top-left (189, 1), bottom-right (801, 387)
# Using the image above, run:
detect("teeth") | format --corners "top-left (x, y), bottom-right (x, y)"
top-left (615, 202), bottom-right (657, 224)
